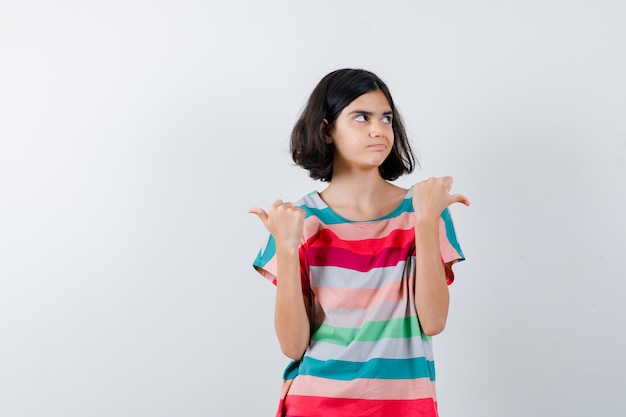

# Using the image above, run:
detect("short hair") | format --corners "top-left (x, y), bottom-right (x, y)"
top-left (290, 68), bottom-right (417, 182)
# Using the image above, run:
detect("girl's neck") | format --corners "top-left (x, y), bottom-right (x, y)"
top-left (319, 172), bottom-right (406, 221)
top-left (324, 174), bottom-right (388, 198)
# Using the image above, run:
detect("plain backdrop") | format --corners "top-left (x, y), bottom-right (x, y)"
top-left (1, 1), bottom-right (625, 416)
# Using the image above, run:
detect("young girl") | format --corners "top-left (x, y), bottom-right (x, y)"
top-left (249, 68), bottom-right (469, 417)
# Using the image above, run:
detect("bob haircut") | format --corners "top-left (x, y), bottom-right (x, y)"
top-left (290, 68), bottom-right (417, 182)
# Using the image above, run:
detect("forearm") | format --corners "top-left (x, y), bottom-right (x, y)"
top-left (274, 247), bottom-right (310, 360)
top-left (414, 219), bottom-right (450, 336)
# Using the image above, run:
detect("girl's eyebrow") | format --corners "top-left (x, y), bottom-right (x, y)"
top-left (347, 110), bottom-right (393, 116)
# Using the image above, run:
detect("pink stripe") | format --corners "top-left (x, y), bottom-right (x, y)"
top-left (438, 218), bottom-right (461, 264)
top-left (288, 375), bottom-right (437, 400)
top-left (254, 261), bottom-right (277, 284)
top-left (312, 297), bottom-right (414, 328)
top-left (313, 276), bottom-right (413, 310)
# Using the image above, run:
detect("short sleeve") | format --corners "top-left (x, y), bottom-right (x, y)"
top-left (439, 207), bottom-right (465, 285)
top-left (253, 234), bottom-right (279, 285)
top-left (252, 233), bottom-right (311, 299)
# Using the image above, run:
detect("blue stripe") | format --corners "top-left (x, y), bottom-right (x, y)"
top-left (302, 197), bottom-right (413, 224)
top-left (296, 356), bottom-right (436, 381)
top-left (440, 207), bottom-right (465, 261)
top-left (303, 206), bottom-right (346, 225)
top-left (283, 360), bottom-right (301, 380)
top-left (253, 234), bottom-right (276, 269)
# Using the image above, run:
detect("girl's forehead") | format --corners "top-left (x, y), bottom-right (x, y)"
top-left (344, 90), bottom-right (392, 111)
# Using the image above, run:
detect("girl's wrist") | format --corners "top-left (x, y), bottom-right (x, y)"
top-left (276, 244), bottom-right (300, 256)
top-left (413, 214), bottom-right (439, 229)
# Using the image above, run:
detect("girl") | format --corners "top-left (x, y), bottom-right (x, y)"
top-left (249, 68), bottom-right (469, 417)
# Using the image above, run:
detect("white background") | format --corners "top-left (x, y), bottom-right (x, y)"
top-left (1, 1), bottom-right (625, 416)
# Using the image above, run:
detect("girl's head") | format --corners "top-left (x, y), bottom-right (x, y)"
top-left (290, 68), bottom-right (416, 182)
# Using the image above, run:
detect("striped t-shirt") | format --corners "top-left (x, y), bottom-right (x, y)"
top-left (253, 188), bottom-right (465, 417)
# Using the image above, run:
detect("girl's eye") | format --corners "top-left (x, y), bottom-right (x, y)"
top-left (382, 116), bottom-right (391, 124)
top-left (355, 115), bottom-right (367, 122)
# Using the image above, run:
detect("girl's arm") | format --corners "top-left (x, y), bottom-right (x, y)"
top-left (412, 177), bottom-right (469, 336)
top-left (274, 245), bottom-right (311, 360)
top-left (413, 218), bottom-right (449, 336)
top-left (249, 200), bottom-right (310, 360)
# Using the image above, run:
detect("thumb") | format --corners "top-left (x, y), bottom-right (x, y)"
top-left (248, 207), bottom-right (269, 224)
top-left (449, 194), bottom-right (471, 207)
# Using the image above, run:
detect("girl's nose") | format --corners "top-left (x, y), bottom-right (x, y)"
top-left (369, 121), bottom-right (385, 137)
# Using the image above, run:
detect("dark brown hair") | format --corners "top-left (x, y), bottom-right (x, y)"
top-left (290, 68), bottom-right (416, 182)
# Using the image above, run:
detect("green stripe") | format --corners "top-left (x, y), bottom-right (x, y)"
top-left (311, 316), bottom-right (430, 346)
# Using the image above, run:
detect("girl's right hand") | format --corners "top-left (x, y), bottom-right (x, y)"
top-left (249, 200), bottom-right (306, 250)
top-left (412, 176), bottom-right (470, 223)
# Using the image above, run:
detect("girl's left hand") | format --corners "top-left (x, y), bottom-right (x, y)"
top-left (412, 176), bottom-right (470, 222)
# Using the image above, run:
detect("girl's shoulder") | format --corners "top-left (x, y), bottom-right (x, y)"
top-left (292, 190), bottom-right (325, 212)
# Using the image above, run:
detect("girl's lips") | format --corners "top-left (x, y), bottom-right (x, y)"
top-left (368, 143), bottom-right (386, 149)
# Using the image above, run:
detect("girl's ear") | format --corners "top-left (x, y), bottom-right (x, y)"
top-left (321, 119), bottom-right (332, 144)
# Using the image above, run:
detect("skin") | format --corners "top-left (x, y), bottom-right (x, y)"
top-left (249, 90), bottom-right (470, 360)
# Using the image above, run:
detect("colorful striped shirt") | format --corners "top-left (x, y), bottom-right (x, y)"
top-left (253, 188), bottom-right (465, 417)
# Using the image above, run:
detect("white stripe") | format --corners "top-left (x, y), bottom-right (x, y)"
top-left (310, 260), bottom-right (412, 289)
top-left (306, 336), bottom-right (435, 362)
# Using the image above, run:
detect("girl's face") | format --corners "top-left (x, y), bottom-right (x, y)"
top-left (327, 90), bottom-right (394, 175)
